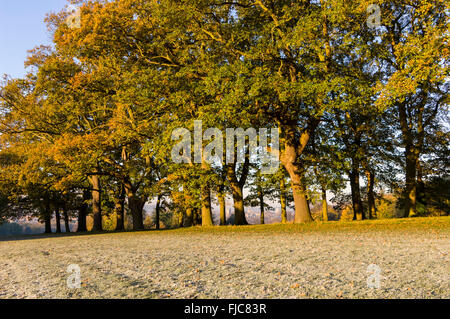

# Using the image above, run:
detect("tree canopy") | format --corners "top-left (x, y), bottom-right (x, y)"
top-left (0, 0), bottom-right (448, 233)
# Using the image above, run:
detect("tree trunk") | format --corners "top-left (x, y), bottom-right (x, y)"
top-left (62, 203), bottom-right (70, 233)
top-left (178, 210), bottom-right (184, 227)
top-left (183, 189), bottom-right (194, 227)
top-left (225, 143), bottom-right (250, 226)
top-left (194, 208), bottom-right (201, 226)
top-left (365, 170), bottom-right (376, 219)
top-left (349, 160), bottom-right (365, 221)
top-left (416, 161), bottom-right (426, 215)
top-left (89, 175), bottom-right (102, 231)
top-left (43, 195), bottom-right (52, 234)
top-left (44, 213), bottom-right (52, 234)
top-left (280, 177), bottom-right (287, 223)
top-left (77, 190), bottom-right (89, 232)
top-left (218, 192), bottom-right (226, 226)
top-left (229, 179), bottom-right (247, 225)
top-left (290, 173), bottom-right (312, 223)
top-left (281, 130), bottom-right (313, 223)
top-left (321, 187), bottom-right (328, 222)
top-left (201, 186), bottom-right (214, 226)
top-left (283, 159), bottom-right (312, 223)
top-left (404, 147), bottom-right (418, 217)
top-left (258, 182), bottom-right (265, 225)
top-left (55, 209), bottom-right (61, 233)
top-left (226, 164), bottom-right (248, 225)
top-left (397, 100), bottom-right (426, 218)
top-left (115, 185), bottom-right (125, 231)
top-left (127, 191), bottom-right (145, 230)
top-left (124, 180), bottom-right (146, 231)
top-left (185, 208), bottom-right (194, 227)
top-left (155, 194), bottom-right (161, 230)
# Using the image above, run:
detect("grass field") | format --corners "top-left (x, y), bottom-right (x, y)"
top-left (0, 217), bottom-right (448, 299)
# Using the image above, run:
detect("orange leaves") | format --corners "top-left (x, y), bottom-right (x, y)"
top-left (52, 133), bottom-right (107, 163)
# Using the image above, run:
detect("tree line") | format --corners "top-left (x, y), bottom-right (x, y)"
top-left (0, 0), bottom-right (448, 233)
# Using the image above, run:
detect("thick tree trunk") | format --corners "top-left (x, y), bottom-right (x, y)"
top-left (281, 127), bottom-right (313, 223)
top-left (77, 190), bottom-right (89, 232)
top-left (115, 185), bottom-right (125, 231)
top-left (155, 194), bottom-right (161, 230)
top-left (55, 209), bottom-right (61, 233)
top-left (283, 161), bottom-right (312, 223)
top-left (365, 170), bottom-right (376, 219)
top-left (127, 192), bottom-right (145, 230)
top-left (229, 179), bottom-right (247, 225)
top-left (124, 180), bottom-right (146, 231)
top-left (280, 177), bottom-right (287, 223)
top-left (226, 162), bottom-right (248, 225)
top-left (62, 204), bottom-right (70, 233)
top-left (89, 175), bottom-right (102, 231)
top-left (122, 147), bottom-right (145, 230)
top-left (44, 213), bottom-right (52, 234)
top-left (218, 193), bottom-right (226, 226)
top-left (201, 186), bottom-right (214, 226)
top-left (291, 174), bottom-right (312, 223)
top-left (115, 200), bottom-right (125, 231)
top-left (185, 208), bottom-right (194, 227)
top-left (349, 160), bottom-right (365, 221)
top-left (228, 172), bottom-right (248, 225)
top-left (225, 146), bottom-right (250, 225)
top-left (321, 187), bottom-right (328, 222)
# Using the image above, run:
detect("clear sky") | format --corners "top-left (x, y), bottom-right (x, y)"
top-left (0, 0), bottom-right (69, 79)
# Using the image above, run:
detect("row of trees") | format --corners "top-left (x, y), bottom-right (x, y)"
top-left (0, 0), bottom-right (448, 233)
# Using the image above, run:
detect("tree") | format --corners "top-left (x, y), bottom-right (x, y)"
top-left (375, 0), bottom-right (449, 217)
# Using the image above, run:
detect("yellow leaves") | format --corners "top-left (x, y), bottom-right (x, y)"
top-left (376, 70), bottom-right (417, 109)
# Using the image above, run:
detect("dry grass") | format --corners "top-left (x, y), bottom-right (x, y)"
top-left (0, 217), bottom-right (448, 299)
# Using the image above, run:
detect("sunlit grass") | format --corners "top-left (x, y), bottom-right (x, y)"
top-left (160, 216), bottom-right (450, 234)
top-left (2, 216), bottom-right (448, 242)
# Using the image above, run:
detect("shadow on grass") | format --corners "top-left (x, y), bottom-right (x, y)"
top-left (0, 228), bottom-right (162, 242)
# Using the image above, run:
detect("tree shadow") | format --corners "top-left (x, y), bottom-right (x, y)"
top-left (0, 228), bottom-right (164, 242)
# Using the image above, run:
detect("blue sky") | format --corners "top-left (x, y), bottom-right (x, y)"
top-left (0, 0), bottom-right (69, 79)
